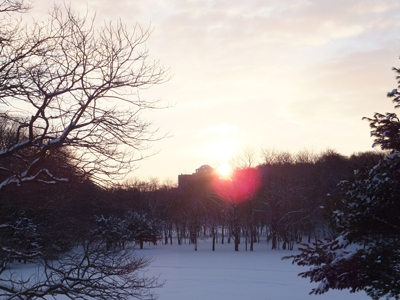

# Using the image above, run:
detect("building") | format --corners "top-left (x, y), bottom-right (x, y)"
top-left (178, 165), bottom-right (216, 191)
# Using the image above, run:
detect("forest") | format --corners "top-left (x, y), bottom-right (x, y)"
top-left (0, 143), bottom-right (386, 259)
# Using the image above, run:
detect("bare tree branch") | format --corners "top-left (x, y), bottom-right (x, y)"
top-left (0, 241), bottom-right (163, 300)
top-left (0, 3), bottom-right (170, 189)
top-left (0, 0), bottom-right (30, 14)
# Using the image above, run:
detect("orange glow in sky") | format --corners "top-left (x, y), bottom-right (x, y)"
top-left (30, 0), bottom-right (400, 181)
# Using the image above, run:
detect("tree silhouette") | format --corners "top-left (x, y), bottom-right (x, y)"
top-left (0, 1), bottom-right (169, 189)
top-left (284, 62), bottom-right (400, 300)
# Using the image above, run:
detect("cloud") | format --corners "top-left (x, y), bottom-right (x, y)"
top-left (322, 21), bottom-right (364, 39)
top-left (26, 0), bottom-right (400, 180)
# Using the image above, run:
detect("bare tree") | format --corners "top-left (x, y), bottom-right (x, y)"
top-left (229, 147), bottom-right (259, 169)
top-left (0, 0), bottom-right (30, 13)
top-left (261, 148), bottom-right (294, 165)
top-left (0, 240), bottom-right (162, 300)
top-left (0, 2), bottom-right (166, 299)
top-left (294, 149), bottom-right (318, 164)
top-left (0, 1), bottom-right (169, 189)
top-left (213, 168), bottom-right (261, 251)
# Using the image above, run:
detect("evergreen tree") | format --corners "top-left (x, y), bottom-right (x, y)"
top-left (284, 64), bottom-right (400, 300)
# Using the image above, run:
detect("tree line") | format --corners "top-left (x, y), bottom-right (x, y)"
top-left (110, 148), bottom-right (385, 252)
top-left (1, 125), bottom-right (386, 260)
top-left (4, 147), bottom-right (379, 254)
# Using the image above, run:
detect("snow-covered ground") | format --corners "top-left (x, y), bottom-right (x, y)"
top-left (138, 238), bottom-right (370, 300)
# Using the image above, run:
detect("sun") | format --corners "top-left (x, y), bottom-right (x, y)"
top-left (201, 139), bottom-right (238, 162)
top-left (218, 163), bottom-right (231, 177)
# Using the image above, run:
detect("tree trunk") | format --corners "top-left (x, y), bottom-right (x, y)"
top-left (164, 230), bottom-right (168, 245)
top-left (245, 231), bottom-right (248, 251)
top-left (212, 229), bottom-right (215, 251)
top-left (234, 230), bottom-right (240, 251)
top-left (234, 239), bottom-right (239, 251)
top-left (176, 225), bottom-right (181, 245)
top-left (250, 225), bottom-right (254, 251)
top-left (272, 230), bottom-right (277, 250)
top-left (221, 224), bottom-right (225, 244)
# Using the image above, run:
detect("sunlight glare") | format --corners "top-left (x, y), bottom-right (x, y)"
top-left (218, 163), bottom-right (231, 177)
top-left (202, 139), bottom-right (239, 161)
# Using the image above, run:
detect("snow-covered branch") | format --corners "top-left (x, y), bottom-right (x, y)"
top-left (0, 3), bottom-right (169, 189)
top-left (0, 241), bottom-right (163, 300)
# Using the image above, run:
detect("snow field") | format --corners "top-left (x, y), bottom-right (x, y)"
top-left (138, 238), bottom-right (371, 300)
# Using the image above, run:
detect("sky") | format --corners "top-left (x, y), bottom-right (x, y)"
top-left (30, 0), bottom-right (400, 183)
